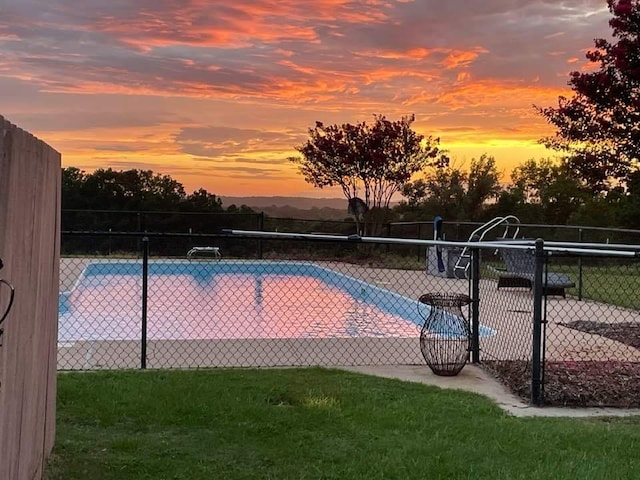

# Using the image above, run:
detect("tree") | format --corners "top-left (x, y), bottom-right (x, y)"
top-left (416, 164), bottom-right (467, 220)
top-left (182, 188), bottom-right (224, 212)
top-left (61, 167), bottom-right (88, 209)
top-left (77, 168), bottom-right (186, 211)
top-left (506, 158), bottom-right (586, 224)
top-left (399, 155), bottom-right (501, 221)
top-left (225, 204), bottom-right (256, 214)
top-left (538, 0), bottom-right (640, 193)
top-left (290, 115), bottom-right (448, 233)
top-left (464, 155), bottom-right (502, 219)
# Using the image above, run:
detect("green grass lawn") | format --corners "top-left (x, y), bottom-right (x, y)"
top-left (567, 265), bottom-right (640, 310)
top-left (46, 368), bottom-right (640, 480)
top-left (483, 260), bottom-right (640, 309)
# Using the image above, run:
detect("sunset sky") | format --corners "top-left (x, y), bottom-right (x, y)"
top-left (2, 0), bottom-right (613, 197)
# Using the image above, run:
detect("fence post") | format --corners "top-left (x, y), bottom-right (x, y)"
top-left (578, 228), bottom-right (583, 301)
top-left (141, 236), bottom-right (149, 369)
top-left (470, 245), bottom-right (480, 364)
top-left (531, 238), bottom-right (545, 405)
top-left (386, 223), bottom-right (392, 253)
top-left (257, 212), bottom-right (264, 259)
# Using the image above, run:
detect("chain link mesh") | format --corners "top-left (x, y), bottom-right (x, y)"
top-left (477, 247), bottom-right (535, 399)
top-left (59, 235), bottom-right (475, 370)
top-left (58, 232), bottom-right (640, 407)
top-left (542, 253), bottom-right (640, 406)
top-left (477, 246), bottom-right (640, 407)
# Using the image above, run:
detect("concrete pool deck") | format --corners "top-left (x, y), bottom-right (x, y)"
top-left (321, 261), bottom-right (640, 362)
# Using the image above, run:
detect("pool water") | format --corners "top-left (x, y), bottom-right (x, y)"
top-left (59, 261), bottom-right (494, 342)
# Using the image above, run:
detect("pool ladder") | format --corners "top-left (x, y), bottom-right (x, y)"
top-left (453, 215), bottom-right (520, 279)
top-left (187, 247), bottom-right (222, 261)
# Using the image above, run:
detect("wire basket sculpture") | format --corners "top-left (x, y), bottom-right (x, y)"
top-left (417, 293), bottom-right (472, 376)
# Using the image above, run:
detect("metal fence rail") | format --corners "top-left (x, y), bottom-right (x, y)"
top-left (58, 230), bottom-right (640, 407)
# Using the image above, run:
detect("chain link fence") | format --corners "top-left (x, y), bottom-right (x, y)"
top-left (476, 247), bottom-right (536, 401)
top-left (475, 245), bottom-right (640, 407)
top-left (58, 231), bottom-right (640, 407)
top-left (58, 233), bottom-right (478, 371)
top-left (541, 253), bottom-right (640, 407)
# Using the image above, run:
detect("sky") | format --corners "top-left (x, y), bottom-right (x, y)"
top-left (1, 0), bottom-right (614, 197)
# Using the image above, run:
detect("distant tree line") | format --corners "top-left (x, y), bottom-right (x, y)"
top-left (62, 156), bottom-right (640, 238)
top-left (61, 167), bottom-right (259, 234)
top-left (289, 118), bottom-right (640, 231)
top-left (396, 155), bottom-right (640, 230)
top-left (63, 167), bottom-right (238, 213)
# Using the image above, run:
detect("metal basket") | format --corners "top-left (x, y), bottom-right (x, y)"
top-left (418, 293), bottom-right (472, 376)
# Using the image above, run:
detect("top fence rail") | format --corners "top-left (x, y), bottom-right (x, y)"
top-left (222, 229), bottom-right (640, 257)
top-left (60, 228), bottom-right (640, 257)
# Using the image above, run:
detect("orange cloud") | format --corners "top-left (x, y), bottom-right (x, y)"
top-left (441, 47), bottom-right (489, 69)
top-left (91, 0), bottom-right (391, 51)
top-left (433, 80), bottom-right (568, 111)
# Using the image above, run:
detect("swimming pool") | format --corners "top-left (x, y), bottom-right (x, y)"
top-left (59, 261), bottom-right (495, 342)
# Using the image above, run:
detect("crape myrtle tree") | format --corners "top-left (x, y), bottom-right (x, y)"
top-left (538, 0), bottom-right (640, 194)
top-left (289, 114), bottom-right (449, 235)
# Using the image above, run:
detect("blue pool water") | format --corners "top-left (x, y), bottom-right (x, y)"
top-left (59, 261), bottom-right (495, 342)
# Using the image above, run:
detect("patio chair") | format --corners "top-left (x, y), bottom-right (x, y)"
top-left (489, 248), bottom-right (575, 297)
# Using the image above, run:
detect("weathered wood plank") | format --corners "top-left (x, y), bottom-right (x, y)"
top-left (0, 116), bottom-right (61, 480)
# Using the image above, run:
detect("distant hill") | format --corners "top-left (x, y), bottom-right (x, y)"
top-left (220, 196), bottom-right (401, 221)
top-left (259, 205), bottom-right (350, 221)
top-left (220, 196), bottom-right (347, 210)
top-left (219, 197), bottom-right (347, 220)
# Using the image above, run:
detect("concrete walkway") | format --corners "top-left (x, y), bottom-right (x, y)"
top-left (341, 364), bottom-right (640, 418)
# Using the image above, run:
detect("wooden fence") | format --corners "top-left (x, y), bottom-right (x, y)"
top-left (0, 116), bottom-right (61, 479)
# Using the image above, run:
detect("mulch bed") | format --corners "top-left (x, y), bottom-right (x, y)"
top-left (485, 359), bottom-right (640, 408)
top-left (484, 321), bottom-right (640, 408)
top-left (559, 320), bottom-right (640, 350)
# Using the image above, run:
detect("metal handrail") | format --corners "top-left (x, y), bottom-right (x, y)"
top-left (187, 246), bottom-right (222, 261)
top-left (453, 215), bottom-right (521, 278)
